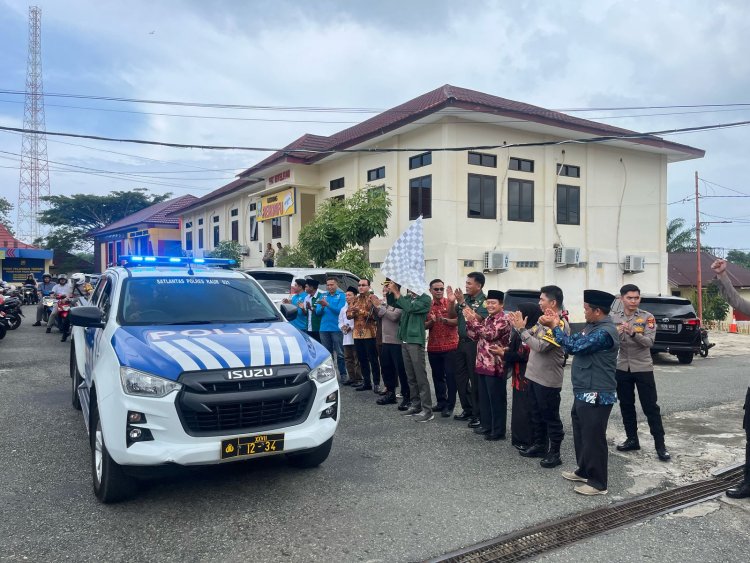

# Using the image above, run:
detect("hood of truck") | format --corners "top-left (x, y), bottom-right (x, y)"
top-left (111, 322), bottom-right (327, 381)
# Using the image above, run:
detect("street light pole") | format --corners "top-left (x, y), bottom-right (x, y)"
top-left (695, 171), bottom-right (702, 321)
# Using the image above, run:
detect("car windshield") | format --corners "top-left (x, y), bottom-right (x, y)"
top-left (503, 292), bottom-right (540, 312)
top-left (640, 299), bottom-right (697, 319)
top-left (119, 276), bottom-right (281, 325)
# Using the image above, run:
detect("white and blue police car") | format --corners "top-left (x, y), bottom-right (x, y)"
top-left (69, 256), bottom-right (339, 503)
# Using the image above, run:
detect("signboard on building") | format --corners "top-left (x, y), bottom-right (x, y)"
top-left (267, 169), bottom-right (293, 187)
top-left (258, 188), bottom-right (296, 221)
top-left (1, 257), bottom-right (46, 282)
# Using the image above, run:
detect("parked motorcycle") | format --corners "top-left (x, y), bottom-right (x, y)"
top-left (699, 327), bottom-right (715, 357)
top-left (21, 284), bottom-right (38, 305)
top-left (56, 294), bottom-right (73, 340)
top-left (0, 294), bottom-right (23, 330)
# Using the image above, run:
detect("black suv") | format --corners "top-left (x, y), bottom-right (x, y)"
top-left (502, 289), bottom-right (541, 312)
top-left (612, 295), bottom-right (701, 364)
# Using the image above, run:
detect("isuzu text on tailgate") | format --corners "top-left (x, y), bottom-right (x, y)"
top-left (69, 256), bottom-right (339, 503)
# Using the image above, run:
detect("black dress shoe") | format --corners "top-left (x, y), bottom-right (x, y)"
top-left (656, 446), bottom-right (671, 461)
top-left (32, 321), bottom-right (41, 327)
top-left (467, 418), bottom-right (481, 428)
top-left (397, 400), bottom-right (412, 411)
top-left (519, 443), bottom-right (546, 458)
top-left (473, 426), bottom-right (490, 435)
top-left (60, 335), bottom-right (68, 342)
top-left (355, 385), bottom-right (373, 392)
top-left (453, 411), bottom-right (472, 421)
top-left (45, 327), bottom-right (51, 333)
top-left (441, 407), bottom-right (453, 418)
top-left (485, 434), bottom-right (506, 441)
top-left (540, 452), bottom-right (562, 468)
top-left (726, 481), bottom-right (750, 499)
top-left (376, 393), bottom-right (397, 405)
top-left (616, 437), bottom-right (641, 452)
top-left (512, 442), bottom-right (530, 451)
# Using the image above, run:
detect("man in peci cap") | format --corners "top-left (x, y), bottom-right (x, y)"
top-left (540, 289), bottom-right (619, 496)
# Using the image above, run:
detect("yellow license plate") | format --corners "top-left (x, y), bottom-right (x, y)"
top-left (221, 433), bottom-right (285, 459)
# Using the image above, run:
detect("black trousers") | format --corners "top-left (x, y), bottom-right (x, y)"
top-left (743, 387), bottom-right (750, 480)
top-left (528, 380), bottom-right (565, 449)
top-left (354, 338), bottom-right (381, 387)
top-left (511, 387), bottom-right (534, 449)
top-left (478, 374), bottom-right (507, 437)
top-left (380, 342), bottom-right (408, 397)
top-left (616, 369), bottom-right (665, 444)
top-left (306, 330), bottom-right (321, 342)
top-left (455, 339), bottom-right (478, 416)
top-left (428, 350), bottom-right (457, 409)
top-left (571, 399), bottom-right (613, 491)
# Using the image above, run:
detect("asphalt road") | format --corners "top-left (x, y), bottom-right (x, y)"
top-left (1, 313), bottom-right (748, 562)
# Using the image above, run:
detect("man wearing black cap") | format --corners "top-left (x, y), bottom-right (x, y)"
top-left (540, 289), bottom-right (619, 496)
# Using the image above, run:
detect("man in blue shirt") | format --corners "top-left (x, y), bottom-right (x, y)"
top-left (283, 278), bottom-right (308, 332)
top-left (540, 289), bottom-right (619, 496)
top-left (316, 276), bottom-right (348, 383)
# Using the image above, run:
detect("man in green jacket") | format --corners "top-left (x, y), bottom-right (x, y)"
top-left (389, 282), bottom-right (434, 422)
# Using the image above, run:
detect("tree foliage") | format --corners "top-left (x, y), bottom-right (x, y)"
top-left (296, 186), bottom-right (392, 269)
top-left (275, 244), bottom-right (314, 268)
top-left (35, 188), bottom-right (171, 252)
top-left (693, 283), bottom-right (730, 323)
top-left (666, 218), bottom-right (701, 252)
top-left (727, 249), bottom-right (750, 270)
top-left (328, 247), bottom-right (374, 280)
top-left (0, 196), bottom-right (13, 235)
top-left (206, 240), bottom-right (242, 266)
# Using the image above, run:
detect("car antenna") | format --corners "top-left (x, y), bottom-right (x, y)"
top-left (187, 262), bottom-right (195, 276)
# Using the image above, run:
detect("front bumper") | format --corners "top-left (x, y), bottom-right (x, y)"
top-left (99, 377), bottom-right (339, 466)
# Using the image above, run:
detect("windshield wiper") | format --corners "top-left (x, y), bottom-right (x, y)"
top-left (248, 317), bottom-right (281, 323)
top-left (166, 320), bottom-right (212, 325)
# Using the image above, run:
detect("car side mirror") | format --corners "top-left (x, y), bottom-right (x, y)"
top-left (280, 303), bottom-right (298, 321)
top-left (70, 306), bottom-right (106, 328)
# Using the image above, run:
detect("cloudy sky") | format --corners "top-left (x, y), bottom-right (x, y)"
top-left (1, 0), bottom-right (749, 250)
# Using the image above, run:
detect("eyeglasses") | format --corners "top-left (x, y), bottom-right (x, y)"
top-left (432, 287), bottom-right (445, 291)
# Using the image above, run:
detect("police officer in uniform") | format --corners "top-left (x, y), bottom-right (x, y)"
top-left (611, 284), bottom-right (671, 461)
top-left (711, 258), bottom-right (750, 499)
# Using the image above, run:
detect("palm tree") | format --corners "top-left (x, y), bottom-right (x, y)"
top-left (667, 218), bottom-right (700, 252)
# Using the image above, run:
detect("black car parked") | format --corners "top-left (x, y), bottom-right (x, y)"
top-left (612, 295), bottom-right (701, 364)
top-left (502, 289), bottom-right (541, 312)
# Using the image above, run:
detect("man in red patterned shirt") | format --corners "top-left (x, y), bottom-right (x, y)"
top-left (426, 279), bottom-right (460, 417)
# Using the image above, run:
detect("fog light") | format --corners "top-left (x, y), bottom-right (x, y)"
top-left (127, 411), bottom-right (146, 423)
top-left (326, 391), bottom-right (338, 403)
top-left (126, 425), bottom-right (154, 447)
top-left (129, 428), bottom-right (142, 440)
top-left (320, 402), bottom-right (338, 421)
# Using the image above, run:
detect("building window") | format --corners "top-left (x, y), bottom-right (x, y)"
top-left (515, 261), bottom-right (539, 268)
top-left (272, 217), bottom-right (282, 239)
top-left (468, 152), bottom-right (497, 168)
top-left (184, 221), bottom-right (192, 229)
top-left (409, 175), bottom-right (432, 219)
top-left (249, 203), bottom-right (257, 211)
top-left (198, 218), bottom-right (203, 226)
top-left (330, 177), bottom-right (345, 190)
top-left (369, 262), bottom-right (382, 269)
top-left (509, 157), bottom-right (534, 173)
top-left (557, 164), bottom-right (580, 178)
top-left (249, 216), bottom-right (258, 241)
top-left (198, 228), bottom-right (204, 249)
top-left (409, 152), bottom-right (432, 170)
top-left (463, 260), bottom-right (475, 267)
top-left (185, 231), bottom-right (193, 251)
top-left (367, 166), bottom-right (385, 181)
top-left (467, 174), bottom-right (497, 219)
top-left (231, 220), bottom-right (239, 242)
top-left (230, 208), bottom-right (238, 217)
top-left (557, 184), bottom-right (580, 225)
top-left (331, 195), bottom-right (345, 202)
top-left (213, 215), bottom-right (219, 223)
top-left (213, 225), bottom-right (220, 246)
top-left (508, 179), bottom-right (534, 222)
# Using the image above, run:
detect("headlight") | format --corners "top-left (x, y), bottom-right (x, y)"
top-left (308, 357), bottom-right (336, 383)
top-left (120, 367), bottom-right (182, 398)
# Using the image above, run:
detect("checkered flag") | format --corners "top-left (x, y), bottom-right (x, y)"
top-left (380, 216), bottom-right (428, 295)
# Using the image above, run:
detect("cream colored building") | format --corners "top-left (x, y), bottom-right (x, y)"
top-left (174, 85), bottom-right (704, 321)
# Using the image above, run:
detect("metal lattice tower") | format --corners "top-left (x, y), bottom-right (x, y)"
top-left (16, 6), bottom-right (50, 244)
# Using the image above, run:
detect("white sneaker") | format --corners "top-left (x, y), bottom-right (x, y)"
top-left (574, 484), bottom-right (607, 496)
top-left (561, 470), bottom-right (588, 483)
top-left (414, 410), bottom-right (434, 422)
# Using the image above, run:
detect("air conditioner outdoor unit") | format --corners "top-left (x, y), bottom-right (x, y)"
top-left (484, 251), bottom-right (509, 271)
top-left (554, 247), bottom-right (580, 266)
top-left (623, 255), bottom-right (646, 272)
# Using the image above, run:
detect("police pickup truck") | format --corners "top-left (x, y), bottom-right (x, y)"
top-left (69, 256), bottom-right (339, 503)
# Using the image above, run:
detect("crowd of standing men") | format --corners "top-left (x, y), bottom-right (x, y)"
top-left (285, 266), bottom-right (749, 499)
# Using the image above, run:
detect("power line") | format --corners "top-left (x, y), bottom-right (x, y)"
top-left (1, 119), bottom-right (746, 153)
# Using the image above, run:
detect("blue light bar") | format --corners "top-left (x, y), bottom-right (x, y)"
top-left (117, 255), bottom-right (236, 268)
top-left (169, 257), bottom-right (181, 263)
top-left (144, 256), bottom-right (157, 262)
top-left (193, 258), bottom-right (205, 263)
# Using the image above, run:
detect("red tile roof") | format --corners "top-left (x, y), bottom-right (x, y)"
top-left (91, 195), bottom-right (198, 236)
top-left (185, 84), bottom-right (706, 213)
top-left (669, 251), bottom-right (750, 287)
top-left (0, 223), bottom-right (37, 248)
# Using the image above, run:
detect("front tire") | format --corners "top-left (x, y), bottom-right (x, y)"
top-left (7, 315), bottom-right (21, 330)
top-left (286, 437), bottom-right (333, 468)
top-left (676, 352), bottom-right (694, 364)
top-left (90, 407), bottom-right (137, 503)
top-left (71, 353), bottom-right (82, 411)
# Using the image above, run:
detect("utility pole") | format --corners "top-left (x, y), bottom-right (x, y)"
top-left (695, 171), bottom-right (702, 321)
top-left (16, 6), bottom-right (50, 243)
